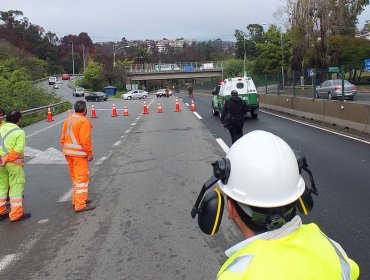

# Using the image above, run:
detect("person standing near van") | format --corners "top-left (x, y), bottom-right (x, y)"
top-left (221, 90), bottom-right (248, 144)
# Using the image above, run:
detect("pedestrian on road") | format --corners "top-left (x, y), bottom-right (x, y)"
top-left (221, 90), bottom-right (248, 144)
top-left (192, 131), bottom-right (359, 279)
top-left (0, 111), bottom-right (31, 222)
top-left (60, 101), bottom-right (95, 213)
top-left (188, 85), bottom-right (194, 99)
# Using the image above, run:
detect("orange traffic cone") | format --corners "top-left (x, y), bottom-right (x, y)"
top-left (47, 106), bottom-right (54, 122)
top-left (90, 104), bottom-right (97, 118)
top-left (123, 104), bottom-right (129, 116)
top-left (111, 103), bottom-right (118, 117)
top-left (175, 98), bottom-right (181, 112)
top-left (143, 100), bottom-right (149, 114)
top-left (190, 100), bottom-right (196, 111)
top-left (157, 102), bottom-right (163, 113)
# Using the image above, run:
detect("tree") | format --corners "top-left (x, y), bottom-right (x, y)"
top-left (78, 60), bottom-right (105, 91)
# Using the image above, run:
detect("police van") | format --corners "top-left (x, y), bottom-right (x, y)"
top-left (211, 77), bottom-right (259, 119)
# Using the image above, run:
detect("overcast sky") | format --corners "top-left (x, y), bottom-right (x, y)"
top-left (1, 0), bottom-right (369, 42)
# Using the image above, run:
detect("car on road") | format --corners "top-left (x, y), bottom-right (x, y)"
top-left (85, 92), bottom-right (108, 102)
top-left (212, 77), bottom-right (259, 119)
top-left (316, 79), bottom-right (357, 100)
top-left (72, 87), bottom-right (85, 97)
top-left (49, 76), bottom-right (57, 85)
top-left (156, 88), bottom-right (172, 98)
top-left (62, 74), bottom-right (70, 80)
top-left (121, 90), bottom-right (148, 100)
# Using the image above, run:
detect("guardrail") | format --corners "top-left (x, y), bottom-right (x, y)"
top-left (21, 101), bottom-right (69, 116)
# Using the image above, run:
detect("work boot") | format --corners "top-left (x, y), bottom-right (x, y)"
top-left (0, 213), bottom-right (9, 221)
top-left (75, 204), bottom-right (96, 213)
top-left (10, 213), bottom-right (31, 222)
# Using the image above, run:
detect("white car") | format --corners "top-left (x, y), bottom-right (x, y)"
top-left (49, 76), bottom-right (57, 85)
top-left (122, 90), bottom-right (148, 100)
top-left (73, 87), bottom-right (85, 97)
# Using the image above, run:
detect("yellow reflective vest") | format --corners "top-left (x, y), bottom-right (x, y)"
top-left (218, 223), bottom-right (359, 279)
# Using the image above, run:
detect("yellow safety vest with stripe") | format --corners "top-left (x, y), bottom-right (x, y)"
top-left (218, 223), bottom-right (359, 280)
top-left (0, 123), bottom-right (25, 164)
top-left (62, 115), bottom-right (88, 157)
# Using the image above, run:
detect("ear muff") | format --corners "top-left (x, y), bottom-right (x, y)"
top-left (297, 186), bottom-right (314, 215)
top-left (198, 188), bottom-right (224, 236)
top-left (212, 158), bottom-right (231, 184)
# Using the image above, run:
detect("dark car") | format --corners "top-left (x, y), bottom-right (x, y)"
top-left (85, 92), bottom-right (108, 102)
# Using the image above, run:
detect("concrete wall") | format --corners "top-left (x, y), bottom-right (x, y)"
top-left (260, 95), bottom-right (370, 134)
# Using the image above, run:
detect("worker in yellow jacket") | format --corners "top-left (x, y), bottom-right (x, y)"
top-left (192, 130), bottom-right (359, 279)
top-left (60, 101), bottom-right (95, 213)
top-left (0, 111), bottom-right (30, 222)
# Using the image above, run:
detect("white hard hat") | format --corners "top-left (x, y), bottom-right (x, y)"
top-left (218, 130), bottom-right (305, 208)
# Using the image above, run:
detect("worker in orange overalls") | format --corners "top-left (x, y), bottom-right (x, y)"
top-left (60, 101), bottom-right (95, 213)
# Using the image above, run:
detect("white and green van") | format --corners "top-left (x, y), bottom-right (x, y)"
top-left (211, 77), bottom-right (259, 119)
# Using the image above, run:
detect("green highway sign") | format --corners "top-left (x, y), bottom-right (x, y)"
top-left (328, 67), bottom-right (339, 73)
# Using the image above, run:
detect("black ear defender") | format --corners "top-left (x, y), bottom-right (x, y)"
top-left (191, 158), bottom-right (230, 235)
top-left (294, 150), bottom-right (318, 215)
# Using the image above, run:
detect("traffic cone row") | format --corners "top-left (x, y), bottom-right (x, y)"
top-left (111, 103), bottom-right (118, 117)
top-left (91, 104), bottom-right (97, 118)
top-left (157, 102), bottom-right (163, 113)
top-left (123, 104), bottom-right (129, 116)
top-left (175, 98), bottom-right (181, 112)
top-left (190, 100), bottom-right (196, 111)
top-left (143, 101), bottom-right (149, 114)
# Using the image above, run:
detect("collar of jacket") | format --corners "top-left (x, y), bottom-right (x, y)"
top-left (225, 215), bottom-right (302, 257)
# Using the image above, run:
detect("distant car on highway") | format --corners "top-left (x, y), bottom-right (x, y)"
top-left (183, 65), bottom-right (195, 71)
top-left (62, 74), bottom-right (70, 80)
top-left (85, 92), bottom-right (108, 102)
top-left (121, 90), bottom-right (148, 100)
top-left (49, 76), bottom-right (57, 85)
top-left (316, 79), bottom-right (357, 100)
top-left (156, 88), bottom-right (172, 97)
top-left (72, 87), bottom-right (85, 97)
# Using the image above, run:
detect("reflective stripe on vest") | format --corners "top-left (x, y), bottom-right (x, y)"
top-left (0, 127), bottom-right (25, 163)
top-left (63, 116), bottom-right (87, 156)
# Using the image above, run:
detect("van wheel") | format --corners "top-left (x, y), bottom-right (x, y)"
top-left (251, 110), bottom-right (258, 119)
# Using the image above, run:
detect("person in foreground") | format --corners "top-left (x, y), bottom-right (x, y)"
top-left (60, 101), bottom-right (95, 213)
top-left (191, 130), bottom-right (359, 279)
top-left (0, 111), bottom-right (31, 222)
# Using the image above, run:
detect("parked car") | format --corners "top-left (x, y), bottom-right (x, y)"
top-left (85, 92), bottom-right (108, 102)
top-left (62, 74), bottom-right (70, 80)
top-left (48, 76), bottom-right (57, 85)
top-left (316, 79), bottom-right (357, 100)
top-left (121, 90), bottom-right (148, 100)
top-left (72, 87), bottom-right (85, 97)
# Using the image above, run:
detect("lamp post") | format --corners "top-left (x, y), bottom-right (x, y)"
top-left (280, 31), bottom-right (285, 90)
top-left (113, 45), bottom-right (130, 67)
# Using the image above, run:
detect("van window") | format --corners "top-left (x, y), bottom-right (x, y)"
top-left (236, 82), bottom-right (244, 89)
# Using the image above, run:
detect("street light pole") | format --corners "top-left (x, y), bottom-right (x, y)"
top-left (113, 45), bottom-right (130, 67)
top-left (281, 32), bottom-right (285, 90)
top-left (71, 42), bottom-right (75, 82)
top-left (82, 45), bottom-right (86, 72)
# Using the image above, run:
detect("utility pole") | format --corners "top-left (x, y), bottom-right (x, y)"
top-left (281, 32), bottom-right (284, 90)
top-left (72, 42), bottom-right (75, 82)
top-left (82, 45), bottom-right (86, 72)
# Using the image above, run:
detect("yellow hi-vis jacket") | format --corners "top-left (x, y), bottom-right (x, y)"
top-left (218, 223), bottom-right (359, 279)
top-left (0, 122), bottom-right (25, 165)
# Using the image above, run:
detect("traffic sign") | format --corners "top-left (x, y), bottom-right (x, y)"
top-left (328, 67), bottom-right (339, 73)
top-left (365, 59), bottom-right (370, 71)
top-left (307, 68), bottom-right (315, 77)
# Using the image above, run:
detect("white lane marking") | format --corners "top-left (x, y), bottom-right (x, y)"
top-left (185, 102), bottom-right (190, 107)
top-left (131, 123), bottom-right (136, 126)
top-left (57, 188), bottom-right (73, 202)
top-left (193, 112), bottom-right (203, 119)
top-left (216, 138), bottom-right (229, 154)
top-left (261, 110), bottom-right (370, 145)
top-left (0, 254), bottom-right (17, 272)
top-left (27, 120), bottom-right (64, 138)
top-left (38, 219), bottom-right (49, 224)
top-left (136, 117), bottom-right (140, 120)
top-left (121, 135), bottom-right (125, 138)
top-left (114, 140), bottom-right (121, 146)
top-left (95, 156), bottom-right (108, 165)
top-left (125, 129), bottom-right (131, 133)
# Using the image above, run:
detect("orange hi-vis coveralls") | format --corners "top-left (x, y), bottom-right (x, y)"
top-left (60, 113), bottom-right (93, 211)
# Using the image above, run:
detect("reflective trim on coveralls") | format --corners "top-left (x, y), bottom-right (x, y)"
top-left (0, 128), bottom-right (25, 164)
top-left (327, 238), bottom-right (351, 279)
top-left (224, 255), bottom-right (254, 273)
top-left (63, 116), bottom-right (87, 156)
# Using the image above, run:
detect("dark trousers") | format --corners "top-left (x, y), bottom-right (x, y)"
top-left (229, 122), bottom-right (244, 144)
